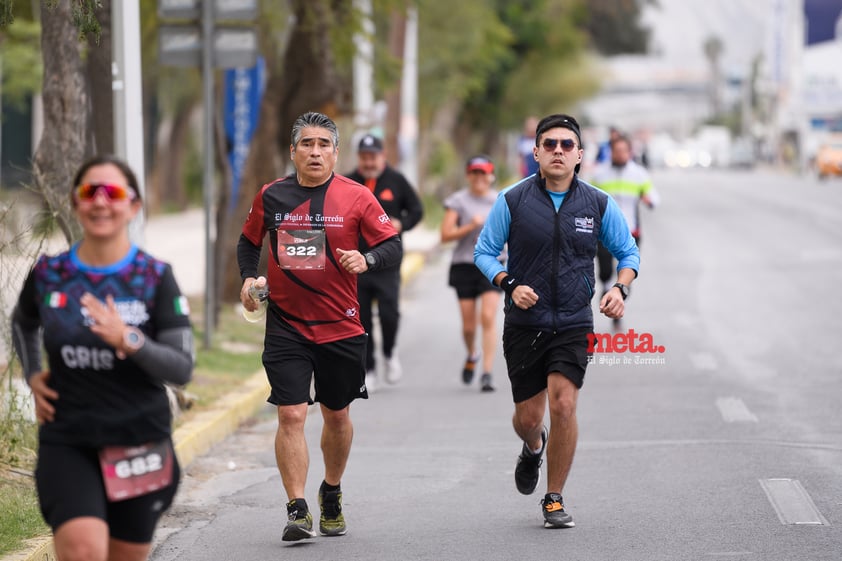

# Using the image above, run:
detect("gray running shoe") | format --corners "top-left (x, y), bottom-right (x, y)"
top-left (541, 493), bottom-right (575, 528)
top-left (282, 499), bottom-right (316, 541)
top-left (514, 426), bottom-right (547, 495)
top-left (318, 485), bottom-right (347, 536)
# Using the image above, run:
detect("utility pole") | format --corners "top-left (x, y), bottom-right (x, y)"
top-left (399, 7), bottom-right (418, 188)
top-left (112, 0), bottom-right (146, 245)
top-left (353, 0), bottom-right (375, 129)
top-left (201, 1), bottom-right (216, 349)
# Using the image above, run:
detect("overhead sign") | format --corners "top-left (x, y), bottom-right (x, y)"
top-left (158, 0), bottom-right (258, 21)
top-left (159, 25), bottom-right (258, 68)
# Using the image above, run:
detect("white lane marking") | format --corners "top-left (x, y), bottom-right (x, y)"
top-left (691, 352), bottom-right (718, 371)
top-left (716, 397), bottom-right (758, 423)
top-left (759, 478), bottom-right (829, 525)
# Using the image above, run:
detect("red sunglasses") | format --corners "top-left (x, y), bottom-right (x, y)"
top-left (74, 183), bottom-right (137, 202)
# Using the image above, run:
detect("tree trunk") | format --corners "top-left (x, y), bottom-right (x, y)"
top-left (419, 98), bottom-right (461, 197)
top-left (149, 102), bottom-right (195, 214)
top-left (32, 0), bottom-right (89, 244)
top-left (383, 10), bottom-right (405, 167)
top-left (86, 0), bottom-right (113, 154)
top-left (276, 0), bottom-right (342, 147)
top-left (212, 79), bottom-right (232, 326)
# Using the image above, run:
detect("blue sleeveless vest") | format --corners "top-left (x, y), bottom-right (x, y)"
top-left (503, 175), bottom-right (608, 330)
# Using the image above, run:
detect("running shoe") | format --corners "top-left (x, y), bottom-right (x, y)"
top-left (385, 355), bottom-right (403, 384)
top-left (462, 354), bottom-right (479, 384)
top-left (480, 373), bottom-right (495, 392)
top-left (514, 426), bottom-right (547, 495)
top-left (282, 499), bottom-right (316, 541)
top-left (541, 493), bottom-right (575, 528)
top-left (318, 484), bottom-right (347, 536)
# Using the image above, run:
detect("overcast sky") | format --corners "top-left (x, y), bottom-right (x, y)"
top-left (641, 0), bottom-right (768, 76)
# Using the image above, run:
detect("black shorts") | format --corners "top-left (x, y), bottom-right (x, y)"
top-left (448, 263), bottom-right (501, 300)
top-left (502, 326), bottom-right (592, 402)
top-left (263, 332), bottom-right (368, 410)
top-left (35, 440), bottom-right (180, 543)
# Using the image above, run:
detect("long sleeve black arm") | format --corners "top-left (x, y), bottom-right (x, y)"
top-left (131, 327), bottom-right (194, 386)
top-left (11, 305), bottom-right (43, 383)
top-left (399, 186), bottom-right (424, 233)
top-left (238, 233), bottom-right (263, 280)
top-left (366, 235), bottom-right (402, 272)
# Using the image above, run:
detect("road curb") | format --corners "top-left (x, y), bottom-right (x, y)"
top-left (1, 538), bottom-right (54, 561)
top-left (3, 250), bottom-right (431, 561)
top-left (172, 371), bottom-right (271, 467)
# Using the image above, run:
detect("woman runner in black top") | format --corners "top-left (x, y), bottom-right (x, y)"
top-left (11, 155), bottom-right (194, 561)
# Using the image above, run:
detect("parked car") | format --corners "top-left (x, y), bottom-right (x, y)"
top-left (729, 137), bottom-right (756, 169)
top-left (815, 139), bottom-right (842, 179)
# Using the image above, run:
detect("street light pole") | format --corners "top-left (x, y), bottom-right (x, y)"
top-left (112, 0), bottom-right (146, 245)
top-left (202, 1), bottom-right (216, 349)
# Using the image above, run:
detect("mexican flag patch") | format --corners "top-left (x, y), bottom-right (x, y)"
top-left (45, 292), bottom-right (67, 308)
top-left (174, 296), bottom-right (190, 315)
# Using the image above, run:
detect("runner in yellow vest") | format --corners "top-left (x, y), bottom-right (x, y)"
top-left (589, 134), bottom-right (658, 302)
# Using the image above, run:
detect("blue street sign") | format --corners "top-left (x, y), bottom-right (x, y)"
top-left (224, 57), bottom-right (265, 210)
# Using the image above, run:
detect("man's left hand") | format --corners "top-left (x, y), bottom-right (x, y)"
top-left (337, 248), bottom-right (367, 274)
top-left (599, 288), bottom-right (625, 319)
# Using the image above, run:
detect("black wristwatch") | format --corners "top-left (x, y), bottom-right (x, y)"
top-left (612, 282), bottom-right (629, 300)
top-left (364, 252), bottom-right (377, 270)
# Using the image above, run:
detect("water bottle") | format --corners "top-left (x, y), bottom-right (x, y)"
top-left (242, 276), bottom-right (269, 323)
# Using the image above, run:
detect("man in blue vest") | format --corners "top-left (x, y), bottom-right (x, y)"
top-left (474, 114), bottom-right (639, 529)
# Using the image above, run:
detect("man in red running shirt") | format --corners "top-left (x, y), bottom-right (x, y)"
top-left (237, 112), bottom-right (401, 542)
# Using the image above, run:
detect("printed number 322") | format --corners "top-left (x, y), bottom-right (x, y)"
top-left (286, 245), bottom-right (317, 256)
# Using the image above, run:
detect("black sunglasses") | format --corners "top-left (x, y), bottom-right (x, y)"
top-left (541, 138), bottom-right (578, 152)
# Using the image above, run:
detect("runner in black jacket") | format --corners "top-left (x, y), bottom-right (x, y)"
top-left (346, 134), bottom-right (424, 390)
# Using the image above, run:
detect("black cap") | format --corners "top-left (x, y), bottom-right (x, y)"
top-left (535, 114), bottom-right (582, 147)
top-left (358, 134), bottom-right (384, 153)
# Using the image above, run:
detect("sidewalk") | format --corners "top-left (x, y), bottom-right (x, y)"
top-left (2, 212), bottom-right (440, 561)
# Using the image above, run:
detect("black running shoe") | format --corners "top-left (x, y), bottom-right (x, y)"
top-left (514, 426), bottom-right (547, 495)
top-left (282, 498), bottom-right (316, 541)
top-left (541, 493), bottom-right (575, 528)
top-left (462, 354), bottom-right (479, 384)
top-left (480, 373), bottom-right (495, 392)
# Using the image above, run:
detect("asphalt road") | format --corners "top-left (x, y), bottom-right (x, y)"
top-left (150, 167), bottom-right (842, 561)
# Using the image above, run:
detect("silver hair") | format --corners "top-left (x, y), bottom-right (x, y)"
top-left (290, 112), bottom-right (339, 150)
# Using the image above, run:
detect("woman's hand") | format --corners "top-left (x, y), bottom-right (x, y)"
top-left (29, 370), bottom-right (58, 424)
top-left (81, 293), bottom-right (128, 351)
